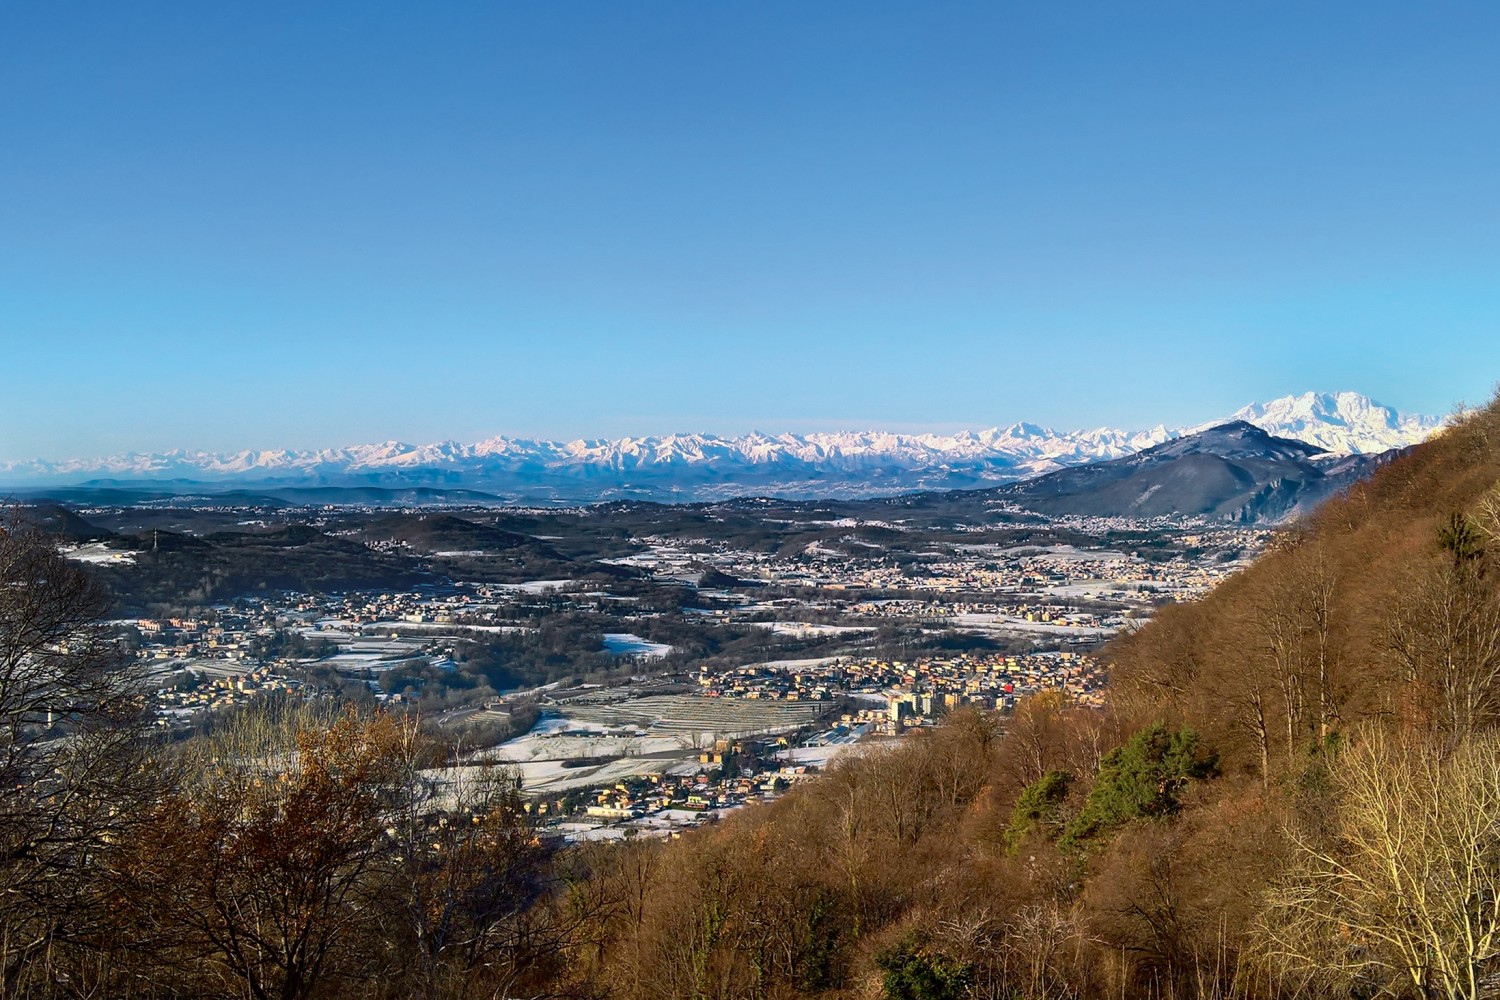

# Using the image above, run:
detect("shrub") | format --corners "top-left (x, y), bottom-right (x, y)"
top-left (1060, 723), bottom-right (1216, 850)
top-left (1003, 769), bottom-right (1073, 854)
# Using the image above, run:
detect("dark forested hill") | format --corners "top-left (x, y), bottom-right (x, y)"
top-left (93, 524), bottom-right (430, 611)
top-left (355, 512), bottom-right (536, 553)
top-left (996, 421), bottom-right (1397, 521)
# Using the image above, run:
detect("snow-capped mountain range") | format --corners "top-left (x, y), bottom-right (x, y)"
top-left (1207, 391), bottom-right (1441, 455)
top-left (1, 392), bottom-right (1443, 502)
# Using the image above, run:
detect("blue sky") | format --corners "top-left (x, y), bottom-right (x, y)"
top-left (3, 2), bottom-right (1499, 459)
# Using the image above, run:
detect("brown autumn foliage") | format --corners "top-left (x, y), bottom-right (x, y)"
top-left (99, 705), bottom-right (581, 1000)
top-left (0, 530), bottom-right (581, 1000)
top-left (9, 390), bottom-right (1500, 998)
top-left (552, 387), bottom-right (1500, 1000)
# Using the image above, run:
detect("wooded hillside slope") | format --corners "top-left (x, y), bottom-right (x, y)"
top-left (558, 391), bottom-right (1500, 1000)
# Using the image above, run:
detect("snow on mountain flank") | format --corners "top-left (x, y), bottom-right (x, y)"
top-left (0, 392), bottom-right (1444, 501)
top-left (1221, 391), bottom-right (1443, 455)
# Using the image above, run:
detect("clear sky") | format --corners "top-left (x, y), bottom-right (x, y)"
top-left (3, 2), bottom-right (1499, 459)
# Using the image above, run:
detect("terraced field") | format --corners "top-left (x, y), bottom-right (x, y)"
top-left (562, 694), bottom-right (828, 737)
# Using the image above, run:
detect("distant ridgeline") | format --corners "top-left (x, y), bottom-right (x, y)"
top-left (1, 391), bottom-right (1440, 505)
top-left (14, 420), bottom-right (1412, 526)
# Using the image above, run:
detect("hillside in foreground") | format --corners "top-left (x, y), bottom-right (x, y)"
top-left (541, 389), bottom-right (1500, 999)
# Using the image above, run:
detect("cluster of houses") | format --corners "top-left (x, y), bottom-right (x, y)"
top-left (697, 651), bottom-right (1106, 721)
top-left (154, 665), bottom-right (303, 717)
top-left (531, 751), bottom-right (818, 840)
top-left (133, 611), bottom-right (272, 661)
top-left (575, 766), bottom-right (797, 821)
top-left (674, 522), bottom-right (1263, 605)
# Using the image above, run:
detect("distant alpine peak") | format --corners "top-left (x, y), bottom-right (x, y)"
top-left (1215, 391), bottom-right (1443, 455)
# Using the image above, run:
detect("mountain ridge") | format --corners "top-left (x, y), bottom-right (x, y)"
top-left (994, 420), bottom-right (1400, 522)
top-left (1, 392), bottom-right (1441, 502)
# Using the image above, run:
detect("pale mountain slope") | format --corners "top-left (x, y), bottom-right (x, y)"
top-left (1200, 391), bottom-right (1443, 454)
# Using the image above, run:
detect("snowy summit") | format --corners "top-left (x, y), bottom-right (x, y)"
top-left (1219, 391), bottom-right (1443, 455)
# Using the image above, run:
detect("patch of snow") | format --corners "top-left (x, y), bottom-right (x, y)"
top-left (762, 622), bottom-right (876, 637)
top-left (602, 633), bottom-right (674, 658)
top-left (494, 580), bottom-right (577, 594)
top-left (61, 543), bottom-right (135, 565)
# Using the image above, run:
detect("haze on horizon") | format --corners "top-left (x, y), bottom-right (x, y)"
top-left (3, 2), bottom-right (1499, 462)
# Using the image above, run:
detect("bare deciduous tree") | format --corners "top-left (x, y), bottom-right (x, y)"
top-left (1386, 559), bottom-right (1500, 742)
top-left (384, 727), bottom-right (569, 999)
top-left (0, 513), bottom-right (149, 995)
top-left (1257, 728), bottom-right (1500, 1000)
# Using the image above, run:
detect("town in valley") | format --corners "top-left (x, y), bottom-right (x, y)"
top-left (52, 494), bottom-right (1266, 841)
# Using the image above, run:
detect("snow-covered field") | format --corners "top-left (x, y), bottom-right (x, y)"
top-left (992, 544), bottom-right (1141, 564)
top-left (315, 636), bottom-right (427, 672)
top-left (954, 613), bottom-right (1119, 636)
top-left (563, 695), bottom-right (825, 736)
top-left (776, 744), bottom-right (869, 767)
top-left (763, 622), bottom-right (875, 637)
top-left (494, 729), bottom-right (689, 763)
top-left (602, 633), bottom-right (674, 658)
top-left (749, 656), bottom-right (846, 670)
top-left (486, 692), bottom-right (835, 795)
top-left (368, 620), bottom-right (527, 634)
top-left (514, 756), bottom-right (677, 795)
top-left (494, 580), bottom-right (578, 594)
top-left (532, 716), bottom-right (613, 736)
top-left (61, 543), bottom-right (135, 565)
top-left (1041, 582), bottom-right (1154, 601)
top-left (307, 623), bottom-right (360, 640)
top-left (486, 714), bottom-right (693, 786)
